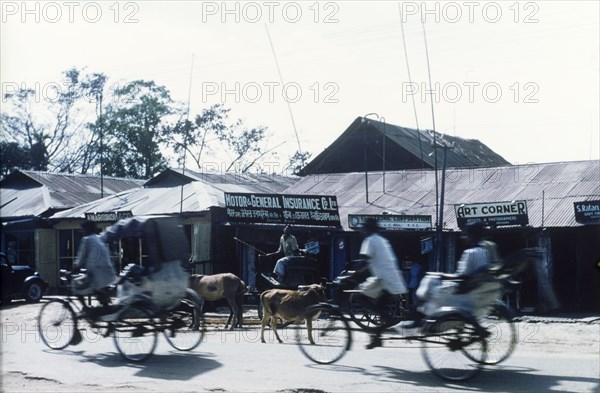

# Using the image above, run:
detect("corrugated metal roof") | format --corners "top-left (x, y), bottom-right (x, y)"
top-left (51, 169), bottom-right (298, 219)
top-left (284, 160), bottom-right (600, 230)
top-left (1, 170), bottom-right (145, 219)
top-left (299, 117), bottom-right (510, 175)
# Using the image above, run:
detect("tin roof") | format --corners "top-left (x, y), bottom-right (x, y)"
top-left (0, 170), bottom-right (145, 219)
top-left (284, 160), bottom-right (600, 230)
top-left (51, 169), bottom-right (298, 219)
top-left (298, 117), bottom-right (510, 175)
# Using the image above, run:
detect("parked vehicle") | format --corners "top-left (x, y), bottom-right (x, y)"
top-left (1, 252), bottom-right (48, 304)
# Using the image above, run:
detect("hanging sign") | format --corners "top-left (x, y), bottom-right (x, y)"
top-left (85, 211), bottom-right (133, 222)
top-left (224, 193), bottom-right (340, 226)
top-left (348, 214), bottom-right (432, 230)
top-left (421, 236), bottom-right (434, 254)
top-left (454, 200), bottom-right (528, 228)
top-left (574, 201), bottom-right (600, 224)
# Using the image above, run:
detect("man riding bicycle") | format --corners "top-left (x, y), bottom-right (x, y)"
top-left (71, 220), bottom-right (117, 315)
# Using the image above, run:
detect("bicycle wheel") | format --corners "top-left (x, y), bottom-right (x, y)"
top-left (38, 299), bottom-right (77, 350)
top-left (113, 304), bottom-right (158, 362)
top-left (296, 304), bottom-right (351, 365)
top-left (468, 302), bottom-right (516, 365)
top-left (163, 297), bottom-right (205, 351)
top-left (348, 293), bottom-right (402, 332)
top-left (421, 314), bottom-right (487, 381)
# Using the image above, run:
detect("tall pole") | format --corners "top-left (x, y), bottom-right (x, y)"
top-left (364, 133), bottom-right (369, 204)
top-left (437, 144), bottom-right (447, 271)
top-left (180, 54), bottom-right (194, 214)
top-left (382, 118), bottom-right (386, 194)
top-left (362, 113), bottom-right (383, 203)
top-left (99, 93), bottom-right (103, 199)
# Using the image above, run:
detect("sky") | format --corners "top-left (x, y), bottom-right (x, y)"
top-left (1, 0), bottom-right (599, 173)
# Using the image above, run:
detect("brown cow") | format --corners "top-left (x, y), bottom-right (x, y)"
top-left (189, 273), bottom-right (246, 330)
top-left (260, 284), bottom-right (327, 344)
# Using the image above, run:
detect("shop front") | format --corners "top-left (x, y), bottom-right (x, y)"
top-left (220, 192), bottom-right (342, 290)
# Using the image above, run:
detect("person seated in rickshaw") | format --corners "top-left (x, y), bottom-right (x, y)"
top-left (70, 220), bottom-right (117, 316)
top-left (401, 221), bottom-right (498, 329)
top-left (267, 225), bottom-right (305, 283)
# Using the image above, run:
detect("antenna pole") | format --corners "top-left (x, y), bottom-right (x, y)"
top-left (265, 24), bottom-right (306, 169)
top-left (399, 4), bottom-right (425, 168)
top-left (180, 54), bottom-right (194, 214)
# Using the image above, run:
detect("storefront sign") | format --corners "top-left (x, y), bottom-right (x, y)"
top-left (455, 200), bottom-right (528, 228)
top-left (348, 214), bottom-right (432, 230)
top-left (224, 193), bottom-right (340, 226)
top-left (574, 201), bottom-right (600, 224)
top-left (421, 236), bottom-right (434, 254)
top-left (85, 211), bottom-right (133, 222)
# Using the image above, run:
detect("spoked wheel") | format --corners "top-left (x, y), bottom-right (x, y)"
top-left (113, 304), bottom-right (158, 362)
top-left (421, 314), bottom-right (487, 381)
top-left (466, 302), bottom-right (516, 365)
top-left (38, 299), bottom-right (77, 350)
top-left (296, 304), bottom-right (352, 365)
top-left (348, 293), bottom-right (403, 332)
top-left (163, 297), bottom-right (205, 351)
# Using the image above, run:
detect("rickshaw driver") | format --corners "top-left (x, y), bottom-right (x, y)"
top-left (358, 217), bottom-right (408, 349)
top-left (267, 225), bottom-right (305, 282)
top-left (71, 220), bottom-right (117, 316)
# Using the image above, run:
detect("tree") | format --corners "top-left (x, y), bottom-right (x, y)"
top-left (0, 68), bottom-right (107, 174)
top-left (286, 150), bottom-right (312, 176)
top-left (56, 73), bottom-right (108, 174)
top-left (98, 80), bottom-right (176, 179)
top-left (166, 104), bottom-right (229, 170)
top-left (0, 142), bottom-right (30, 177)
top-left (165, 104), bottom-right (278, 174)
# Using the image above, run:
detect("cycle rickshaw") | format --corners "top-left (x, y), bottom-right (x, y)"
top-left (37, 216), bottom-right (205, 362)
top-left (294, 248), bottom-right (538, 381)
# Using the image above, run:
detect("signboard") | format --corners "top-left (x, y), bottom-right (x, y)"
top-left (224, 193), bottom-right (340, 226)
top-left (304, 240), bottom-right (320, 254)
top-left (421, 236), bottom-right (434, 254)
top-left (85, 211), bottom-right (133, 222)
top-left (574, 201), bottom-right (600, 224)
top-left (454, 200), bottom-right (528, 228)
top-left (348, 214), bottom-right (432, 231)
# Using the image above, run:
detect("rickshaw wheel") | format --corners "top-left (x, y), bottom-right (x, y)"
top-left (348, 292), bottom-right (402, 332)
top-left (465, 302), bottom-right (516, 365)
top-left (113, 303), bottom-right (158, 362)
top-left (38, 299), bottom-right (77, 350)
top-left (163, 297), bottom-right (205, 351)
top-left (421, 314), bottom-right (486, 381)
top-left (296, 304), bottom-right (352, 365)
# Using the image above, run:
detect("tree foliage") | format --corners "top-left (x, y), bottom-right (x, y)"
top-left (97, 80), bottom-right (175, 179)
top-left (287, 150), bottom-right (313, 176)
top-left (165, 103), bottom-right (277, 174)
top-left (0, 68), bottom-right (107, 174)
top-left (1, 68), bottom-right (311, 179)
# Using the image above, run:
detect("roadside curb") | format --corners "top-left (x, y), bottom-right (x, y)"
top-left (515, 315), bottom-right (600, 324)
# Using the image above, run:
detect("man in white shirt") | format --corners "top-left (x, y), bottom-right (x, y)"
top-left (359, 217), bottom-right (407, 349)
top-left (71, 220), bottom-right (117, 310)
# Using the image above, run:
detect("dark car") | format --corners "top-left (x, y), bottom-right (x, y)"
top-left (1, 252), bottom-right (48, 304)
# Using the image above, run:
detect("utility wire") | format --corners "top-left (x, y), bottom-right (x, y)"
top-left (265, 24), bottom-right (303, 155)
top-left (399, 4), bottom-right (424, 169)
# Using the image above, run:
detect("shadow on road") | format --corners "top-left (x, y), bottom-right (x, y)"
top-left (374, 364), bottom-right (600, 392)
top-left (305, 363), bottom-right (599, 392)
top-left (77, 351), bottom-right (222, 381)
